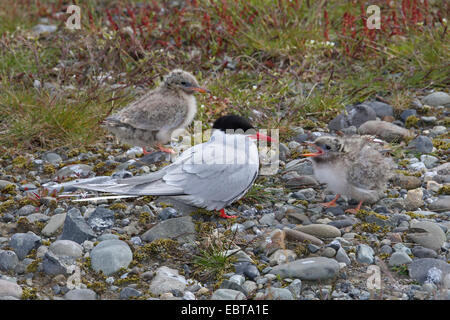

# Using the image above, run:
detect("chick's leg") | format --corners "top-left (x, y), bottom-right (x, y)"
top-left (321, 194), bottom-right (340, 208)
top-left (156, 143), bottom-right (175, 154)
top-left (345, 200), bottom-right (363, 214)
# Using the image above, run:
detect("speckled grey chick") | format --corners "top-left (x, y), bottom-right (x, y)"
top-left (104, 69), bottom-right (209, 153)
top-left (303, 135), bottom-right (394, 213)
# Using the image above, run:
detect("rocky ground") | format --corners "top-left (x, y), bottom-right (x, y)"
top-left (0, 91), bottom-right (449, 300)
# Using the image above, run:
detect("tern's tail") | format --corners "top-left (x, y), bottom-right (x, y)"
top-left (43, 170), bottom-right (185, 197)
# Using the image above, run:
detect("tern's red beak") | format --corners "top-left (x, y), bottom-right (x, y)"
top-left (249, 132), bottom-right (276, 142)
top-left (190, 87), bottom-right (211, 94)
top-left (302, 143), bottom-right (324, 157)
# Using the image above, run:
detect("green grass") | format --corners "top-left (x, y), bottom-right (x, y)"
top-left (0, 85), bottom-right (132, 149)
top-left (0, 0), bottom-right (448, 151)
top-left (193, 230), bottom-right (239, 281)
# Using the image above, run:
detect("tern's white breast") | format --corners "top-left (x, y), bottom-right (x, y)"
top-left (313, 162), bottom-right (348, 195)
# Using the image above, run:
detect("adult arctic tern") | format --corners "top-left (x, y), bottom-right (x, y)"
top-left (47, 115), bottom-right (274, 218)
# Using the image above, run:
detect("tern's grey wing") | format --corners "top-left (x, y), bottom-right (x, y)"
top-left (105, 90), bottom-right (188, 132)
top-left (161, 137), bottom-right (260, 210)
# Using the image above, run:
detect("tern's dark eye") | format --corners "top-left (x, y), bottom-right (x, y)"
top-left (325, 145), bottom-right (331, 150)
top-left (180, 81), bottom-right (190, 87)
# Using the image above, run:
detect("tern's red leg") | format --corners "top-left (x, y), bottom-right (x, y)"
top-left (219, 208), bottom-right (237, 219)
top-left (142, 147), bottom-right (152, 155)
top-left (321, 194), bottom-right (340, 208)
top-left (156, 143), bottom-right (176, 154)
top-left (345, 200), bottom-right (363, 214)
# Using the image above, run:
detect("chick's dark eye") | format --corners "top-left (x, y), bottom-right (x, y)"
top-left (181, 81), bottom-right (189, 86)
top-left (326, 145), bottom-right (331, 150)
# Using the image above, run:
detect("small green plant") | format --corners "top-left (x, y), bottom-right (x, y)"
top-left (193, 227), bottom-right (239, 281)
top-left (391, 264), bottom-right (409, 276)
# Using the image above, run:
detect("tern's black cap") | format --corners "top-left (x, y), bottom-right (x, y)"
top-left (212, 115), bottom-right (254, 132)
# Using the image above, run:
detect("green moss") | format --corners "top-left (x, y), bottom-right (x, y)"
top-left (21, 287), bottom-right (38, 300)
top-left (87, 281), bottom-right (107, 294)
top-left (391, 264), bottom-right (409, 276)
top-left (355, 210), bottom-right (389, 221)
top-left (114, 275), bottom-right (140, 286)
top-left (158, 202), bottom-right (174, 208)
top-left (84, 257), bottom-right (92, 269)
top-left (140, 196), bottom-right (157, 202)
top-left (92, 161), bottom-right (118, 176)
top-left (67, 148), bottom-right (87, 158)
top-left (25, 249), bottom-right (37, 259)
top-left (293, 200), bottom-right (309, 207)
top-left (190, 207), bottom-right (214, 217)
top-left (360, 222), bottom-right (381, 233)
top-left (12, 156), bottom-right (32, 169)
top-left (300, 119), bottom-right (326, 130)
top-left (93, 161), bottom-right (105, 171)
top-left (354, 234), bottom-right (367, 241)
top-left (379, 253), bottom-right (390, 260)
top-left (194, 221), bottom-right (216, 234)
top-left (133, 238), bottom-right (179, 262)
top-left (432, 139), bottom-right (450, 150)
top-left (405, 115), bottom-right (419, 128)
top-left (293, 244), bottom-right (308, 257)
top-left (46, 199), bottom-right (58, 209)
top-left (395, 169), bottom-right (422, 177)
top-left (437, 185), bottom-right (450, 195)
top-left (25, 258), bottom-right (41, 273)
top-left (43, 163), bottom-right (56, 175)
top-left (17, 197), bottom-right (34, 207)
top-left (109, 203), bottom-right (128, 211)
top-left (1, 184), bottom-right (17, 195)
top-left (145, 239), bottom-right (178, 255)
top-left (138, 211), bottom-right (151, 224)
top-left (405, 211), bottom-right (426, 219)
top-left (0, 199), bottom-right (15, 213)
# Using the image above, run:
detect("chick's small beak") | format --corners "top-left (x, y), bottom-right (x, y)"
top-left (302, 143), bottom-right (324, 157)
top-left (249, 132), bottom-right (276, 142)
top-left (190, 87), bottom-right (211, 94)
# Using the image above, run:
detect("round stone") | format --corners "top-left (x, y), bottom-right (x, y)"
top-left (405, 188), bottom-right (424, 210)
top-left (49, 240), bottom-right (83, 258)
top-left (90, 240), bottom-right (132, 275)
top-left (211, 289), bottom-right (246, 300)
top-left (264, 287), bottom-right (294, 300)
top-left (269, 257), bottom-right (340, 281)
top-left (0, 279), bottom-right (22, 299)
top-left (295, 224), bottom-right (341, 239)
top-left (64, 288), bottom-right (97, 300)
top-left (321, 247), bottom-right (336, 258)
top-left (408, 258), bottom-right (450, 284)
top-left (422, 91), bottom-right (450, 107)
top-left (388, 252), bottom-right (413, 267)
top-left (408, 221), bottom-right (446, 251)
top-left (269, 249), bottom-right (297, 266)
top-left (0, 251), bottom-right (19, 271)
top-left (149, 266), bottom-right (188, 296)
top-left (9, 232), bottom-right (41, 260)
top-left (16, 205), bottom-right (37, 216)
top-left (356, 244), bottom-right (375, 264)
